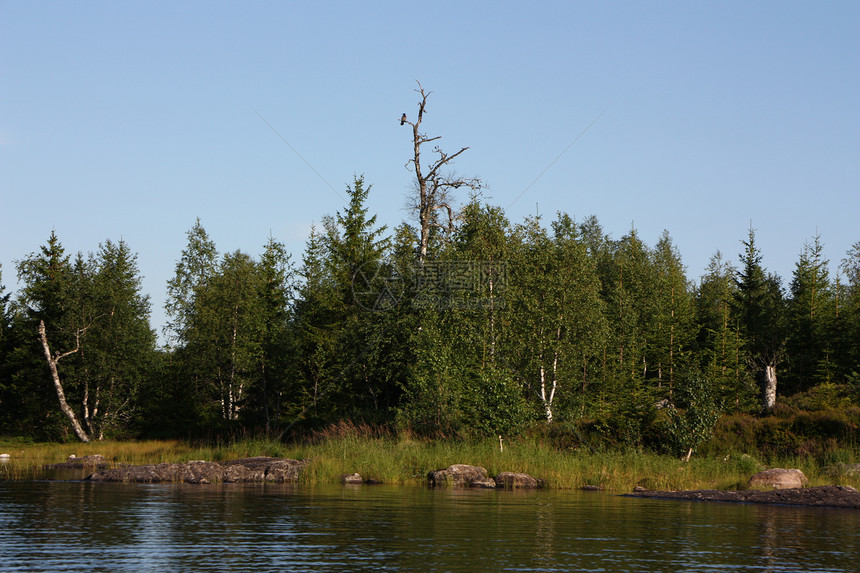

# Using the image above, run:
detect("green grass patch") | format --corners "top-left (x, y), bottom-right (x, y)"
top-left (3, 431), bottom-right (859, 491)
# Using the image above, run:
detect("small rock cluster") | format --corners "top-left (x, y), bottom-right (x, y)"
top-left (48, 454), bottom-right (110, 470)
top-left (84, 457), bottom-right (307, 484)
top-left (339, 473), bottom-right (382, 485)
top-left (427, 464), bottom-right (544, 489)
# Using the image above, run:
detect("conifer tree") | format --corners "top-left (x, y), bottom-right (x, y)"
top-left (292, 177), bottom-right (393, 422)
top-left (247, 236), bottom-right (295, 432)
top-left (837, 242), bottom-right (860, 384)
top-left (650, 231), bottom-right (695, 391)
top-left (695, 252), bottom-right (754, 410)
top-left (0, 266), bottom-right (16, 433)
top-left (785, 234), bottom-right (834, 392)
top-left (732, 227), bottom-right (786, 412)
top-left (16, 234), bottom-right (155, 440)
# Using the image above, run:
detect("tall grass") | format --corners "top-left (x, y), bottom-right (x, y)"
top-left (3, 430), bottom-right (859, 491)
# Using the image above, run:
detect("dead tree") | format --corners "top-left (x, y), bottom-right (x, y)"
top-left (402, 81), bottom-right (482, 263)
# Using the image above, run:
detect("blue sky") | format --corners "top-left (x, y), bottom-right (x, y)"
top-left (2, 1), bottom-right (858, 340)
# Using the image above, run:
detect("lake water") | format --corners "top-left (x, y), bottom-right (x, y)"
top-left (0, 480), bottom-right (858, 572)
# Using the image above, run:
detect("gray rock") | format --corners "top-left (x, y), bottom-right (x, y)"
top-left (628, 485), bottom-right (860, 509)
top-left (494, 471), bottom-right (543, 489)
top-left (428, 464), bottom-right (494, 488)
top-left (340, 472), bottom-right (364, 485)
top-left (470, 477), bottom-right (498, 488)
top-left (748, 468), bottom-right (808, 490)
top-left (86, 457), bottom-right (306, 484)
top-left (47, 454), bottom-right (109, 470)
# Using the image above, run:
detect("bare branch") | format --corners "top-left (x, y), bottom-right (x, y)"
top-left (403, 81), bottom-right (483, 262)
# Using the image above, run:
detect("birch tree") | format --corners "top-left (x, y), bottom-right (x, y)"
top-left (38, 319), bottom-right (91, 441)
top-left (509, 214), bottom-right (606, 423)
top-left (17, 234), bottom-right (155, 440)
top-left (164, 218), bottom-right (218, 345)
top-left (183, 251), bottom-right (264, 421)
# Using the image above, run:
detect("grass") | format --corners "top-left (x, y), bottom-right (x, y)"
top-left (4, 430), bottom-right (859, 491)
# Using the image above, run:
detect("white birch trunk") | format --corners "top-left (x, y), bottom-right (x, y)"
top-left (38, 320), bottom-right (90, 443)
top-left (539, 363), bottom-right (558, 423)
top-left (763, 364), bottom-right (777, 412)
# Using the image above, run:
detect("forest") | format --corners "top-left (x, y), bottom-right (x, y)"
top-left (2, 85), bottom-right (858, 456)
top-left (1, 174), bottom-right (858, 457)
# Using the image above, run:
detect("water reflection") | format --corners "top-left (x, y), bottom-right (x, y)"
top-left (0, 481), bottom-right (857, 572)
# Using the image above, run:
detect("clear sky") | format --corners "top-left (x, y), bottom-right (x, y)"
top-left (2, 1), bottom-right (858, 341)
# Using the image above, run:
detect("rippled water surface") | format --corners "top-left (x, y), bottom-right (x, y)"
top-left (0, 480), bottom-right (858, 572)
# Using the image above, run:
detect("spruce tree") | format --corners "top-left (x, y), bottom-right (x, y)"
top-left (650, 231), bottom-right (695, 392)
top-left (732, 227), bottom-right (786, 412)
top-left (837, 242), bottom-right (860, 385)
top-left (15, 234), bottom-right (156, 440)
top-left (785, 234), bottom-right (834, 392)
top-left (694, 252), bottom-right (755, 410)
top-left (247, 236), bottom-right (295, 432)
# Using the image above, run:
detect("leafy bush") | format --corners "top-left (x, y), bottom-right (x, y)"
top-left (464, 366), bottom-right (534, 436)
top-left (662, 374), bottom-right (722, 458)
top-left (782, 383), bottom-right (854, 411)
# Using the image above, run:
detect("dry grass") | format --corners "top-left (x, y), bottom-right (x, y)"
top-left (3, 433), bottom-right (859, 491)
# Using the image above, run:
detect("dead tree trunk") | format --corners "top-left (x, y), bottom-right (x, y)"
top-left (38, 320), bottom-right (91, 442)
top-left (762, 364), bottom-right (778, 413)
top-left (402, 81), bottom-right (482, 263)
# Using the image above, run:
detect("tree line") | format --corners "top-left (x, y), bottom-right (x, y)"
top-left (1, 180), bottom-right (858, 446)
top-left (1, 84), bottom-right (858, 448)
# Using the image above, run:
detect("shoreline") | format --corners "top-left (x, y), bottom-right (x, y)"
top-left (34, 454), bottom-right (860, 509)
top-left (4, 438), bottom-right (860, 494)
top-left (625, 485), bottom-right (860, 509)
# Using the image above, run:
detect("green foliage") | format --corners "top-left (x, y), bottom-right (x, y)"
top-left (663, 373), bottom-right (722, 458)
top-left (506, 213), bottom-right (608, 424)
top-left (693, 252), bottom-right (757, 412)
top-left (164, 218), bottom-right (217, 345)
top-left (10, 234), bottom-right (156, 440)
top-left (164, 223), bottom-right (299, 433)
top-left (705, 406), bottom-right (860, 461)
top-left (2, 190), bottom-right (858, 452)
top-left (396, 314), bottom-right (465, 437)
top-left (461, 367), bottom-right (531, 438)
top-left (784, 234), bottom-right (835, 393)
top-left (732, 227), bottom-right (787, 411)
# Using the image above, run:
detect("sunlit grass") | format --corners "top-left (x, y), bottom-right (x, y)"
top-left (2, 433), bottom-right (859, 491)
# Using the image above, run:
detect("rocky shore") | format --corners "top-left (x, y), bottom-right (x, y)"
top-left (41, 457), bottom-right (860, 509)
top-left (427, 464), bottom-right (544, 489)
top-left (626, 485), bottom-right (860, 509)
top-left (48, 456), bottom-right (307, 484)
